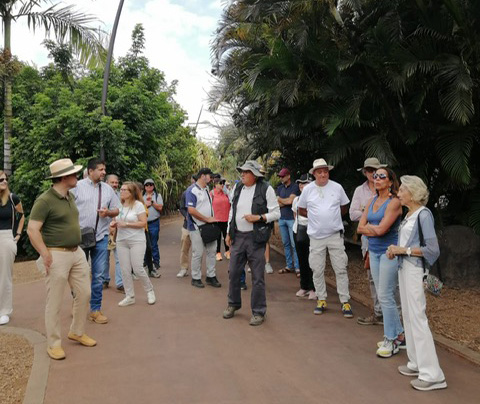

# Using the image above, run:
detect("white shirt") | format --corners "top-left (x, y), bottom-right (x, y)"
top-left (186, 183), bottom-right (213, 227)
top-left (292, 196), bottom-right (308, 233)
top-left (297, 180), bottom-right (350, 240)
top-left (349, 181), bottom-right (376, 222)
top-left (227, 182), bottom-right (280, 232)
top-left (399, 207), bottom-right (425, 246)
top-left (116, 201), bottom-right (147, 242)
top-left (71, 178), bottom-right (121, 241)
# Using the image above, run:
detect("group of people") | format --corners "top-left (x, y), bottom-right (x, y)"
top-left (0, 154), bottom-right (446, 391)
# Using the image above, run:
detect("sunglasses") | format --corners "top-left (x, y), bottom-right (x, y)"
top-left (0, 178), bottom-right (7, 183)
top-left (373, 173), bottom-right (388, 180)
top-left (145, 183), bottom-right (154, 186)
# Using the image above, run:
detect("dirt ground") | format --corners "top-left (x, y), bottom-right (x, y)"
top-left (1, 217), bottom-right (479, 404)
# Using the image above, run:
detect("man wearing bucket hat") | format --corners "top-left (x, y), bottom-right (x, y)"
top-left (28, 159), bottom-right (97, 360)
top-left (223, 160), bottom-right (280, 326)
top-left (297, 158), bottom-right (354, 318)
top-left (350, 157), bottom-right (387, 326)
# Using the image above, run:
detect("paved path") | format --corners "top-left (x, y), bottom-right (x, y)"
top-left (11, 219), bottom-right (480, 404)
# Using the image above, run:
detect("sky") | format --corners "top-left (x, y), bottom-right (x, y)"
top-left (7, 0), bottom-right (228, 144)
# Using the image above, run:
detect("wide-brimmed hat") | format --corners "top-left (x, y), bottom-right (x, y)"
top-left (46, 158), bottom-right (83, 179)
top-left (144, 178), bottom-right (155, 185)
top-left (237, 160), bottom-right (264, 177)
top-left (357, 157), bottom-right (387, 171)
top-left (296, 173), bottom-right (313, 184)
top-left (309, 158), bottom-right (334, 174)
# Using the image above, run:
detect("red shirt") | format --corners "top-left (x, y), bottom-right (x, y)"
top-left (211, 188), bottom-right (230, 222)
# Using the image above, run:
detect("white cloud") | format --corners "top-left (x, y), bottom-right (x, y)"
top-left (6, 0), bottom-right (226, 144)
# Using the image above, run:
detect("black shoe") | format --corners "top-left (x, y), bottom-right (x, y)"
top-left (116, 285), bottom-right (124, 293)
top-left (191, 279), bottom-right (205, 288)
top-left (205, 276), bottom-right (222, 288)
top-left (102, 281), bottom-right (109, 289)
top-left (240, 282), bottom-right (247, 290)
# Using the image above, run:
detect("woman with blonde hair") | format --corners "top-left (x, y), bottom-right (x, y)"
top-left (0, 171), bottom-right (25, 325)
top-left (111, 181), bottom-right (155, 307)
top-left (387, 176), bottom-right (446, 391)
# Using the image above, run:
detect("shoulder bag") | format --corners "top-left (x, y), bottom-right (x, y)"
top-left (198, 189), bottom-right (221, 244)
top-left (80, 184), bottom-right (101, 249)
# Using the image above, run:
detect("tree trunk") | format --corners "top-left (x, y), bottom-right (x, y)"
top-left (3, 15), bottom-right (12, 175)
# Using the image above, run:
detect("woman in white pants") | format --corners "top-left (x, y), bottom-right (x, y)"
top-left (387, 175), bottom-right (446, 391)
top-left (0, 171), bottom-right (24, 325)
top-left (112, 182), bottom-right (155, 306)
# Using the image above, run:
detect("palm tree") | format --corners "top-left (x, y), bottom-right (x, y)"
top-left (1, 0), bottom-right (106, 174)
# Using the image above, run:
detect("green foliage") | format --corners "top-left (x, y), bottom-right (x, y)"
top-left (210, 0), bottom-right (480, 233)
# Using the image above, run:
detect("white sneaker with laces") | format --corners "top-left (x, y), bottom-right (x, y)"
top-left (177, 268), bottom-right (188, 278)
top-left (118, 296), bottom-right (136, 307)
top-left (147, 291), bottom-right (156, 305)
top-left (265, 262), bottom-right (273, 274)
top-left (376, 337), bottom-right (399, 358)
top-left (0, 315), bottom-right (10, 325)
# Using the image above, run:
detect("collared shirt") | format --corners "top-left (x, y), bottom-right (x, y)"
top-left (297, 180), bottom-right (350, 240)
top-left (143, 192), bottom-right (163, 222)
top-left (29, 187), bottom-right (82, 247)
top-left (227, 183), bottom-right (280, 232)
top-left (276, 181), bottom-right (300, 220)
top-left (349, 180), bottom-right (376, 222)
top-left (185, 183), bottom-right (213, 231)
top-left (71, 178), bottom-right (121, 241)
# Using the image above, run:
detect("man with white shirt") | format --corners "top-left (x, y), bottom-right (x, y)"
top-left (186, 167), bottom-right (221, 288)
top-left (223, 161), bottom-right (280, 326)
top-left (297, 158), bottom-right (353, 318)
top-left (71, 158), bottom-right (120, 324)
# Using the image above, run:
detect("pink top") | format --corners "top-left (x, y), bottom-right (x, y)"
top-left (211, 188), bottom-right (230, 222)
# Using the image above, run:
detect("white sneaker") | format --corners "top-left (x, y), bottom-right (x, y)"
top-left (118, 296), bottom-right (135, 307)
top-left (376, 337), bottom-right (399, 358)
top-left (177, 268), bottom-right (188, 278)
top-left (147, 291), bottom-right (156, 305)
top-left (295, 289), bottom-right (309, 297)
top-left (265, 262), bottom-right (273, 274)
top-left (308, 290), bottom-right (317, 300)
top-left (0, 315), bottom-right (10, 325)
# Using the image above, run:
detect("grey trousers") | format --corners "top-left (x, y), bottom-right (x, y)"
top-left (190, 230), bottom-right (216, 280)
top-left (228, 231), bottom-right (266, 316)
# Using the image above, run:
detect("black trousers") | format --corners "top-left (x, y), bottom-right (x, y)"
top-left (294, 232), bottom-right (315, 291)
top-left (216, 221), bottom-right (229, 253)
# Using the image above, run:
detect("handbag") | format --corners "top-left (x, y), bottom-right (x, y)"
top-left (417, 212), bottom-right (443, 296)
top-left (296, 224), bottom-right (309, 243)
top-left (80, 184), bottom-right (101, 249)
top-left (198, 222), bottom-right (221, 244)
top-left (364, 250), bottom-right (370, 270)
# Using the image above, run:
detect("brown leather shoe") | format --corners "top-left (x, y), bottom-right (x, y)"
top-left (47, 346), bottom-right (66, 360)
top-left (68, 333), bottom-right (97, 347)
top-left (89, 311), bottom-right (108, 324)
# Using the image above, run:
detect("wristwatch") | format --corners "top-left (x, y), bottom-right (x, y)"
top-left (406, 247), bottom-right (412, 257)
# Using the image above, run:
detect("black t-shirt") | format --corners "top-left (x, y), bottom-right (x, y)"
top-left (0, 193), bottom-right (20, 230)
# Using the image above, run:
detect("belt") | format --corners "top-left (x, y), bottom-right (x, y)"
top-left (48, 247), bottom-right (78, 252)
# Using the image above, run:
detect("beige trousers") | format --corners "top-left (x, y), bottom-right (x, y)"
top-left (0, 231), bottom-right (16, 317)
top-left (39, 249), bottom-right (91, 348)
top-left (180, 227), bottom-right (191, 270)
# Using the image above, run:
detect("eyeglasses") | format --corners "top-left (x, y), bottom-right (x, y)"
top-left (0, 178), bottom-right (7, 183)
top-left (145, 183), bottom-right (154, 187)
top-left (373, 173), bottom-right (388, 180)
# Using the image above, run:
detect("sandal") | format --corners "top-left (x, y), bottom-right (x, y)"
top-left (278, 268), bottom-right (292, 274)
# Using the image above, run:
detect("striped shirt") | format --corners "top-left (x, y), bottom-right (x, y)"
top-left (71, 178), bottom-right (121, 241)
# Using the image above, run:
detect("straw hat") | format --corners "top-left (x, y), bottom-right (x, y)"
top-left (357, 157), bottom-right (387, 171)
top-left (309, 158), bottom-right (334, 174)
top-left (46, 158), bottom-right (83, 179)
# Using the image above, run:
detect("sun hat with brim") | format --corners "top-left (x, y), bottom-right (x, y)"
top-left (309, 158), bottom-right (334, 174)
top-left (46, 158), bottom-right (83, 179)
top-left (296, 173), bottom-right (313, 184)
top-left (144, 178), bottom-right (155, 185)
top-left (357, 157), bottom-right (387, 171)
top-left (237, 160), bottom-right (264, 177)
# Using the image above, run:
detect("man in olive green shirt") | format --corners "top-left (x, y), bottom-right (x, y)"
top-left (28, 159), bottom-right (97, 360)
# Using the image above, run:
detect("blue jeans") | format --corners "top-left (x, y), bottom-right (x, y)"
top-left (278, 218), bottom-right (299, 269)
top-left (84, 235), bottom-right (109, 312)
top-left (147, 219), bottom-right (160, 266)
top-left (370, 252), bottom-right (403, 340)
